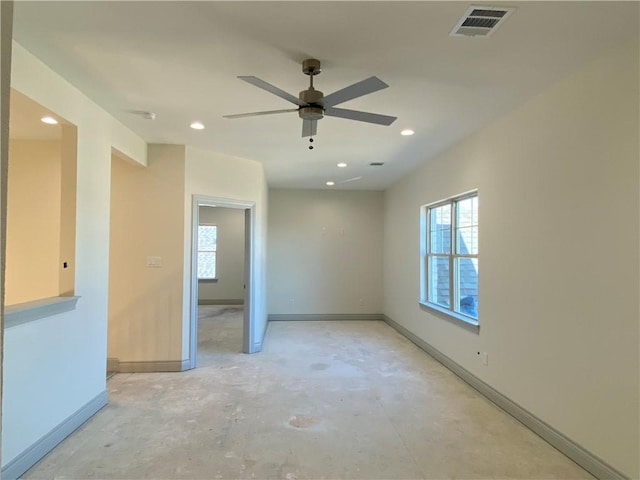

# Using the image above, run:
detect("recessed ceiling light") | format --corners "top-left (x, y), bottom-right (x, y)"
top-left (326, 181), bottom-right (335, 186)
top-left (190, 121), bottom-right (205, 130)
top-left (401, 129), bottom-right (414, 136)
top-left (41, 116), bottom-right (58, 125)
top-left (337, 162), bottom-right (347, 168)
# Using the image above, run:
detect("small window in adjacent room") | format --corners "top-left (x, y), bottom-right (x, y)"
top-left (197, 225), bottom-right (217, 280)
top-left (421, 191), bottom-right (478, 325)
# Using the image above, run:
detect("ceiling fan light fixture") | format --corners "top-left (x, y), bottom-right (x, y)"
top-left (325, 181), bottom-right (335, 186)
top-left (190, 121), bottom-right (205, 130)
top-left (337, 162), bottom-right (347, 168)
top-left (401, 129), bottom-right (414, 136)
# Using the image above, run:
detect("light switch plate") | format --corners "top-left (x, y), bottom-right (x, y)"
top-left (146, 256), bottom-right (162, 267)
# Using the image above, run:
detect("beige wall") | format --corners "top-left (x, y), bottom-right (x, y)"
top-left (5, 139), bottom-right (61, 304)
top-left (268, 189), bottom-right (383, 315)
top-left (198, 206), bottom-right (245, 302)
top-left (383, 42), bottom-right (639, 477)
top-left (59, 125), bottom-right (76, 296)
top-left (108, 145), bottom-right (185, 363)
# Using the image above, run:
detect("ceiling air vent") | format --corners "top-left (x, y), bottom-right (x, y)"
top-left (450, 5), bottom-right (515, 37)
top-left (369, 162), bottom-right (384, 167)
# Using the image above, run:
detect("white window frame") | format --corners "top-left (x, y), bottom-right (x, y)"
top-left (420, 190), bottom-right (479, 329)
top-left (197, 224), bottom-right (217, 281)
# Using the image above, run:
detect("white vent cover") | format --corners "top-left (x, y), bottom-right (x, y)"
top-left (450, 5), bottom-right (515, 37)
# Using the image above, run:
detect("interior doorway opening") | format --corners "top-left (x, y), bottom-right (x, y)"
top-left (196, 205), bottom-right (245, 364)
top-left (189, 196), bottom-right (255, 368)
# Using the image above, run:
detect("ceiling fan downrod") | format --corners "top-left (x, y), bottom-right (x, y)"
top-left (303, 58), bottom-right (321, 91)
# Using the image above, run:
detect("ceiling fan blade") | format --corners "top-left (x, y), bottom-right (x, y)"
top-left (325, 107), bottom-right (397, 126)
top-left (223, 108), bottom-right (298, 119)
top-left (322, 76), bottom-right (389, 108)
top-left (238, 76), bottom-right (307, 106)
top-left (301, 119), bottom-right (317, 137)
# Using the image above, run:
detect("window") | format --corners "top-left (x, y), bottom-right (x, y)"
top-left (421, 192), bottom-right (478, 325)
top-left (197, 225), bottom-right (217, 279)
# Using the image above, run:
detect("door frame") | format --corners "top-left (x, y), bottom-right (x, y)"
top-left (189, 195), bottom-right (255, 368)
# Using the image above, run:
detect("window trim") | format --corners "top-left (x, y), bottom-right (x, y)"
top-left (197, 223), bottom-right (217, 280)
top-left (420, 190), bottom-right (479, 329)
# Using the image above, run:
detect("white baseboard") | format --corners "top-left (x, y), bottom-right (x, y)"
top-left (268, 313), bottom-right (384, 321)
top-left (1, 390), bottom-right (108, 480)
top-left (383, 315), bottom-right (627, 480)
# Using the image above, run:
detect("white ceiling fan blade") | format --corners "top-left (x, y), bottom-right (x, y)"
top-left (325, 107), bottom-right (397, 126)
top-left (223, 108), bottom-right (298, 119)
top-left (322, 76), bottom-right (389, 108)
top-left (301, 119), bottom-right (317, 137)
top-left (238, 76), bottom-right (307, 106)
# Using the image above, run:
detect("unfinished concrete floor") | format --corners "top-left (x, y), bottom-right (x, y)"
top-left (23, 306), bottom-right (592, 479)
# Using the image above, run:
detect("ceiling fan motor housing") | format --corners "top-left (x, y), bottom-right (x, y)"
top-left (299, 106), bottom-right (324, 120)
top-left (299, 88), bottom-right (325, 120)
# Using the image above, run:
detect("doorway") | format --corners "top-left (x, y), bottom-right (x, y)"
top-left (189, 195), bottom-right (255, 369)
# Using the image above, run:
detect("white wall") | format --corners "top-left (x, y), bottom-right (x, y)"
top-left (268, 189), bottom-right (383, 315)
top-left (198, 206), bottom-right (245, 303)
top-left (383, 42), bottom-right (639, 478)
top-left (2, 42), bottom-right (146, 467)
top-left (183, 147), bottom-right (268, 354)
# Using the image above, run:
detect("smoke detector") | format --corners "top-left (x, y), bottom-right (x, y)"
top-left (450, 6), bottom-right (515, 37)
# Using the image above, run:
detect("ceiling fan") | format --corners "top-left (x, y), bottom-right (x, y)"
top-left (223, 59), bottom-right (397, 138)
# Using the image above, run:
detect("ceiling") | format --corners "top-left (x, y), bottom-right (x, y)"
top-left (9, 89), bottom-right (63, 141)
top-left (11, 1), bottom-right (639, 190)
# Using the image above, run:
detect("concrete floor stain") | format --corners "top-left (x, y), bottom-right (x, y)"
top-left (288, 415), bottom-right (319, 428)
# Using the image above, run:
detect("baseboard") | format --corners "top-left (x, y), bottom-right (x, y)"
top-left (268, 313), bottom-right (384, 322)
top-left (198, 299), bottom-right (244, 305)
top-left (1, 390), bottom-right (108, 480)
top-left (106, 357), bottom-right (119, 373)
top-left (382, 315), bottom-right (627, 480)
top-left (117, 359), bottom-right (191, 373)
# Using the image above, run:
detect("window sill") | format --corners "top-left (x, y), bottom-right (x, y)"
top-left (4, 296), bottom-right (80, 329)
top-left (419, 301), bottom-right (479, 333)
top-left (198, 278), bottom-right (218, 283)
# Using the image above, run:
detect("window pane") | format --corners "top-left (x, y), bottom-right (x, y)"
top-left (456, 226), bottom-right (478, 254)
top-left (455, 257), bottom-right (478, 318)
top-left (429, 204), bottom-right (451, 254)
top-left (456, 196), bottom-right (477, 228)
top-left (198, 225), bottom-right (217, 251)
top-left (197, 252), bottom-right (216, 278)
top-left (428, 256), bottom-right (450, 307)
top-left (456, 196), bottom-right (478, 254)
